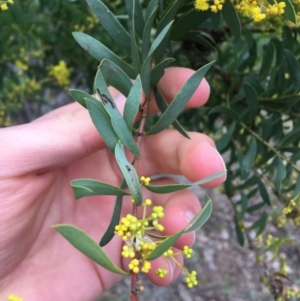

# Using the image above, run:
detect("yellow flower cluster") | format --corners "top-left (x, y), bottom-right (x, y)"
top-left (183, 245), bottom-right (193, 258)
top-left (283, 198), bottom-right (297, 214)
top-left (48, 60), bottom-right (72, 87)
top-left (194, 0), bottom-right (287, 22)
top-left (115, 195), bottom-right (197, 288)
top-left (1, 0), bottom-right (13, 11)
top-left (7, 295), bottom-right (22, 301)
top-left (185, 270), bottom-right (198, 288)
top-left (140, 176), bottom-right (151, 186)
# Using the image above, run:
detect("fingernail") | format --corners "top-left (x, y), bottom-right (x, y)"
top-left (209, 146), bottom-right (227, 181)
top-left (166, 258), bottom-right (175, 280)
top-left (183, 211), bottom-right (196, 245)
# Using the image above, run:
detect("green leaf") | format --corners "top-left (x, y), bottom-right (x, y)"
top-left (70, 179), bottom-right (130, 199)
top-left (240, 137), bottom-right (257, 178)
top-left (282, 0), bottom-right (297, 24)
top-left (275, 158), bottom-right (286, 192)
top-left (54, 224), bottom-right (128, 275)
top-left (216, 122), bottom-right (236, 152)
top-left (73, 32), bottom-right (135, 78)
top-left (142, 6), bottom-right (159, 61)
top-left (246, 202), bottom-right (265, 213)
top-left (240, 192), bottom-right (248, 218)
top-left (86, 0), bottom-right (131, 54)
top-left (278, 121), bottom-right (300, 148)
top-left (99, 59), bottom-right (133, 97)
top-left (145, 171), bottom-right (225, 194)
top-left (154, 88), bottom-right (189, 138)
top-left (85, 96), bottom-right (119, 153)
top-left (234, 216), bottom-right (244, 246)
top-left (147, 230), bottom-right (184, 260)
top-left (153, 0), bottom-right (185, 62)
top-left (171, 9), bottom-right (212, 40)
top-left (145, 0), bottom-right (158, 20)
top-left (100, 177), bottom-right (126, 247)
top-left (147, 61), bottom-right (214, 134)
top-left (260, 43), bottom-right (275, 75)
top-left (129, 0), bottom-right (141, 74)
top-left (125, 0), bottom-right (145, 39)
top-left (150, 58), bottom-right (175, 88)
top-left (114, 141), bottom-right (142, 205)
top-left (69, 89), bottom-right (89, 108)
top-left (209, 106), bottom-right (240, 121)
top-left (222, 0), bottom-right (241, 41)
top-left (284, 49), bottom-right (300, 87)
top-left (211, 11), bottom-right (221, 29)
top-left (184, 196), bottom-right (212, 233)
top-left (124, 76), bottom-right (142, 129)
top-left (243, 84), bottom-right (258, 122)
top-left (141, 21), bottom-right (173, 98)
top-left (94, 70), bottom-right (140, 157)
top-left (249, 212), bottom-right (268, 236)
top-left (256, 176), bottom-right (271, 206)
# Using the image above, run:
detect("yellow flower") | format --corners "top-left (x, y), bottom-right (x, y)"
top-left (48, 60), bottom-right (72, 87)
top-left (194, 0), bottom-right (210, 11)
top-left (185, 270), bottom-right (198, 288)
top-left (1, 3), bottom-right (8, 10)
top-left (128, 258), bottom-right (140, 273)
top-left (7, 295), bottom-right (23, 301)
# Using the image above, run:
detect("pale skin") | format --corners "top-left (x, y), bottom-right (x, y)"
top-left (0, 68), bottom-right (226, 301)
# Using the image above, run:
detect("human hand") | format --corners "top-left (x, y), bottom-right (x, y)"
top-left (0, 67), bottom-right (226, 301)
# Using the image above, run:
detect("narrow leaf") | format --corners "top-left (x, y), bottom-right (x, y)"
top-left (216, 122), bottom-right (236, 152)
top-left (222, 0), bottom-right (241, 41)
top-left (275, 158), bottom-right (286, 192)
top-left (145, 0), bottom-right (158, 21)
top-left (147, 61), bottom-right (214, 134)
top-left (145, 171), bottom-right (225, 194)
top-left (154, 88), bottom-right (189, 138)
top-left (241, 137), bottom-right (257, 178)
top-left (124, 76), bottom-right (142, 129)
top-left (171, 9), bottom-right (212, 40)
top-left (256, 176), bottom-right (271, 206)
top-left (100, 178), bottom-right (127, 246)
top-left (73, 32), bottom-right (135, 78)
top-left (85, 97), bottom-right (118, 153)
top-left (249, 212), bottom-right (268, 236)
top-left (125, 0), bottom-right (145, 39)
top-left (71, 179), bottom-right (130, 199)
top-left (244, 84), bottom-right (258, 122)
top-left (69, 89), bottom-right (89, 108)
top-left (234, 216), bottom-right (244, 246)
top-left (99, 59), bottom-right (132, 97)
top-left (130, 0), bottom-right (141, 74)
top-left (184, 196), bottom-right (212, 233)
top-left (114, 141), bottom-right (142, 205)
top-left (94, 70), bottom-right (140, 157)
top-left (54, 224), bottom-right (128, 275)
top-left (86, 0), bottom-right (131, 54)
top-left (282, 0), bottom-right (297, 24)
top-left (142, 6), bottom-right (159, 61)
top-left (150, 58), bottom-right (175, 87)
top-left (147, 230), bottom-right (184, 260)
top-left (141, 21), bottom-right (174, 98)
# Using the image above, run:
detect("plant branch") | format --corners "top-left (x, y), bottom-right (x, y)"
top-left (240, 122), bottom-right (300, 174)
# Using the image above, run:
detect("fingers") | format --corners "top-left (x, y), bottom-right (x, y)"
top-left (0, 68), bottom-right (210, 177)
top-left (157, 67), bottom-right (210, 109)
top-left (137, 130), bottom-right (226, 188)
top-left (140, 182), bottom-right (202, 286)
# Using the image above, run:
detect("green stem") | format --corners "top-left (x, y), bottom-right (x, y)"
top-left (240, 122), bottom-right (300, 173)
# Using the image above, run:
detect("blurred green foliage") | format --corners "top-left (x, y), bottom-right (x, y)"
top-left (1, 0), bottom-right (300, 299)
